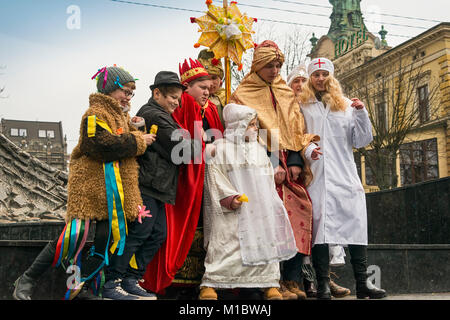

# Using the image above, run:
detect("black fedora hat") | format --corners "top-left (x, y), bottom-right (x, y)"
top-left (150, 71), bottom-right (186, 90)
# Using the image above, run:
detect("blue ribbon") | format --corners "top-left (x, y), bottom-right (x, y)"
top-left (114, 76), bottom-right (123, 88)
top-left (64, 289), bottom-right (71, 300)
top-left (66, 219), bottom-right (78, 261)
top-left (103, 162), bottom-right (127, 264)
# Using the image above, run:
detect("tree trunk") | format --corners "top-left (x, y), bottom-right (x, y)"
top-left (368, 148), bottom-right (398, 190)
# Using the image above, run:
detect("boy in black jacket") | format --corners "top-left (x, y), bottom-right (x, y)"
top-left (104, 71), bottom-right (195, 299)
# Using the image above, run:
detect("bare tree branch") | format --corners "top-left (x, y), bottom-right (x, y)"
top-left (346, 58), bottom-right (441, 189)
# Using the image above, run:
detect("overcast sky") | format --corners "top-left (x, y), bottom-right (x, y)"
top-left (0, 0), bottom-right (448, 153)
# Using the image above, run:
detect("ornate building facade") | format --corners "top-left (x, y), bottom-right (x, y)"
top-left (309, 1), bottom-right (449, 191)
top-left (0, 119), bottom-right (68, 171)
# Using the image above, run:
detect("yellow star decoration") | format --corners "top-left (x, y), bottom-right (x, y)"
top-left (191, 1), bottom-right (256, 69)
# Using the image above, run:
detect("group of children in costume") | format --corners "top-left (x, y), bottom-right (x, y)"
top-left (13, 40), bottom-right (387, 301)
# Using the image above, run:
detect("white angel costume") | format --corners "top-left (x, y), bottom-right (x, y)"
top-left (201, 103), bottom-right (297, 289)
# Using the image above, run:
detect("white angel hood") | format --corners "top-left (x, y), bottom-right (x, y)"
top-left (223, 103), bottom-right (258, 144)
top-left (203, 103), bottom-right (297, 266)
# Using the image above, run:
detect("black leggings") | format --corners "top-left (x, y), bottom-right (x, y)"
top-left (48, 220), bottom-right (111, 280)
top-left (81, 220), bottom-right (110, 279)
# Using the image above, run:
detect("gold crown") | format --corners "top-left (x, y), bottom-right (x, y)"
top-left (179, 58), bottom-right (209, 84)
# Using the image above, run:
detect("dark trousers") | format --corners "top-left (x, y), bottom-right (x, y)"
top-left (105, 193), bottom-right (167, 282)
top-left (82, 220), bottom-right (111, 280)
top-left (281, 252), bottom-right (305, 282)
top-left (24, 219), bottom-right (111, 282)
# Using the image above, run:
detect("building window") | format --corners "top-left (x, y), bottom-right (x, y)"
top-left (418, 85), bottom-right (429, 123)
top-left (400, 138), bottom-right (438, 185)
top-left (38, 130), bottom-right (46, 138)
top-left (19, 129), bottom-right (27, 137)
top-left (376, 101), bottom-right (388, 135)
top-left (47, 130), bottom-right (55, 138)
top-left (10, 128), bottom-right (19, 136)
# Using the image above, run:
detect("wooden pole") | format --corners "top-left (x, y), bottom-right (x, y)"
top-left (223, 0), bottom-right (231, 104)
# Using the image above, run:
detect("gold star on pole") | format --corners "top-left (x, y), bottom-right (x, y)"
top-left (191, 0), bottom-right (256, 103)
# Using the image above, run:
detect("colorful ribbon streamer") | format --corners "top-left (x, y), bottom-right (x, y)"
top-left (52, 219), bottom-right (89, 267)
top-left (91, 67), bottom-right (109, 89)
top-left (114, 76), bottom-right (123, 88)
top-left (104, 161), bottom-right (128, 263)
top-left (53, 115), bottom-right (131, 299)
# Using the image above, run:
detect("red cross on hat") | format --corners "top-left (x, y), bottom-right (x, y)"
top-left (308, 57), bottom-right (334, 77)
top-left (314, 59), bottom-right (326, 68)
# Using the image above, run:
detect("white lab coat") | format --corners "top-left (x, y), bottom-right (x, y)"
top-left (300, 97), bottom-right (373, 246)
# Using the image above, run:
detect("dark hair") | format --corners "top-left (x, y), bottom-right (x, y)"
top-left (152, 84), bottom-right (183, 97)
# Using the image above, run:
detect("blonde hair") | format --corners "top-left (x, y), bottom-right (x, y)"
top-left (299, 75), bottom-right (347, 112)
top-left (123, 82), bottom-right (136, 90)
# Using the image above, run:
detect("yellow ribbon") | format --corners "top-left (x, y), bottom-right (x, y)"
top-left (129, 255), bottom-right (138, 269)
top-left (88, 115), bottom-right (137, 269)
top-left (87, 115), bottom-right (113, 137)
top-left (62, 220), bottom-right (72, 259)
top-left (109, 162), bottom-right (128, 254)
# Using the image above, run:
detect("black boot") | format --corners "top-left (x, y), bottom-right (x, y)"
top-left (13, 242), bottom-right (56, 300)
top-left (312, 244), bottom-right (331, 300)
top-left (348, 245), bottom-right (387, 299)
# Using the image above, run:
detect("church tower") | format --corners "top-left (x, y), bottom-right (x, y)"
top-left (327, 0), bottom-right (367, 41)
top-left (309, 0), bottom-right (390, 73)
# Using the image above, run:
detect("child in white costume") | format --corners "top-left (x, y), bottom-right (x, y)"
top-left (200, 103), bottom-right (297, 300)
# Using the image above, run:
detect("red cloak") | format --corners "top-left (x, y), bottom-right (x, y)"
top-left (140, 92), bottom-right (223, 294)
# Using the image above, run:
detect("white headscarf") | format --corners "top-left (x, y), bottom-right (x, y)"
top-left (287, 64), bottom-right (308, 86)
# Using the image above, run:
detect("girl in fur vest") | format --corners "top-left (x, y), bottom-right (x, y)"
top-left (13, 66), bottom-right (155, 300)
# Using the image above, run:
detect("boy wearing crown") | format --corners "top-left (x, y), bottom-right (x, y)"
top-left (141, 58), bottom-right (224, 296)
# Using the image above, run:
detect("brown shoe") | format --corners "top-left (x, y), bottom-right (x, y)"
top-left (278, 282), bottom-right (298, 300)
top-left (283, 280), bottom-right (307, 300)
top-left (199, 287), bottom-right (218, 300)
top-left (329, 280), bottom-right (351, 298)
top-left (264, 287), bottom-right (283, 300)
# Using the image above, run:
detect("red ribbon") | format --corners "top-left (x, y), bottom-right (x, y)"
top-left (91, 67), bottom-right (108, 89)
